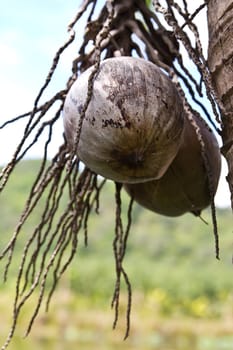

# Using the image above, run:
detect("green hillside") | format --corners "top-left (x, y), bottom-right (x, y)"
top-left (0, 159), bottom-right (232, 317)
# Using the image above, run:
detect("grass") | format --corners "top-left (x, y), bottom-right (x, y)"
top-left (1, 287), bottom-right (233, 350)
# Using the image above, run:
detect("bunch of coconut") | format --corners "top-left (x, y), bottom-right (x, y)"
top-left (63, 56), bottom-right (221, 217)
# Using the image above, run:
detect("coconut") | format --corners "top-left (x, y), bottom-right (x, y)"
top-left (124, 112), bottom-right (221, 216)
top-left (63, 56), bottom-right (184, 183)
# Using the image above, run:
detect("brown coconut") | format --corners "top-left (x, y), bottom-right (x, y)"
top-left (63, 56), bottom-right (184, 183)
top-left (124, 112), bottom-right (221, 216)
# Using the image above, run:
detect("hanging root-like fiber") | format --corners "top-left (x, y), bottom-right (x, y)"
top-left (112, 183), bottom-right (134, 339)
top-left (0, 1), bottom-right (224, 349)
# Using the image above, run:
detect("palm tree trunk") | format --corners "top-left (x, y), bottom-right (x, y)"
top-left (207, 0), bottom-right (233, 208)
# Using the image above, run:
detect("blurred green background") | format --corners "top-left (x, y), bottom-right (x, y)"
top-left (0, 160), bottom-right (233, 349)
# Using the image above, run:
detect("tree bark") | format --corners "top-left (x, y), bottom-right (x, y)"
top-left (207, 0), bottom-right (233, 208)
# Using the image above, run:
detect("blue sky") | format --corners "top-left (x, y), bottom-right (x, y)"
top-left (0, 0), bottom-right (79, 94)
top-left (0, 0), bottom-right (85, 162)
top-left (0, 0), bottom-right (231, 207)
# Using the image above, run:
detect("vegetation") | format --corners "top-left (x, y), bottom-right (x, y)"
top-left (0, 160), bottom-right (233, 349)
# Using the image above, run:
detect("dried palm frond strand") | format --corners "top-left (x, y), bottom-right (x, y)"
top-left (112, 183), bottom-right (134, 340)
